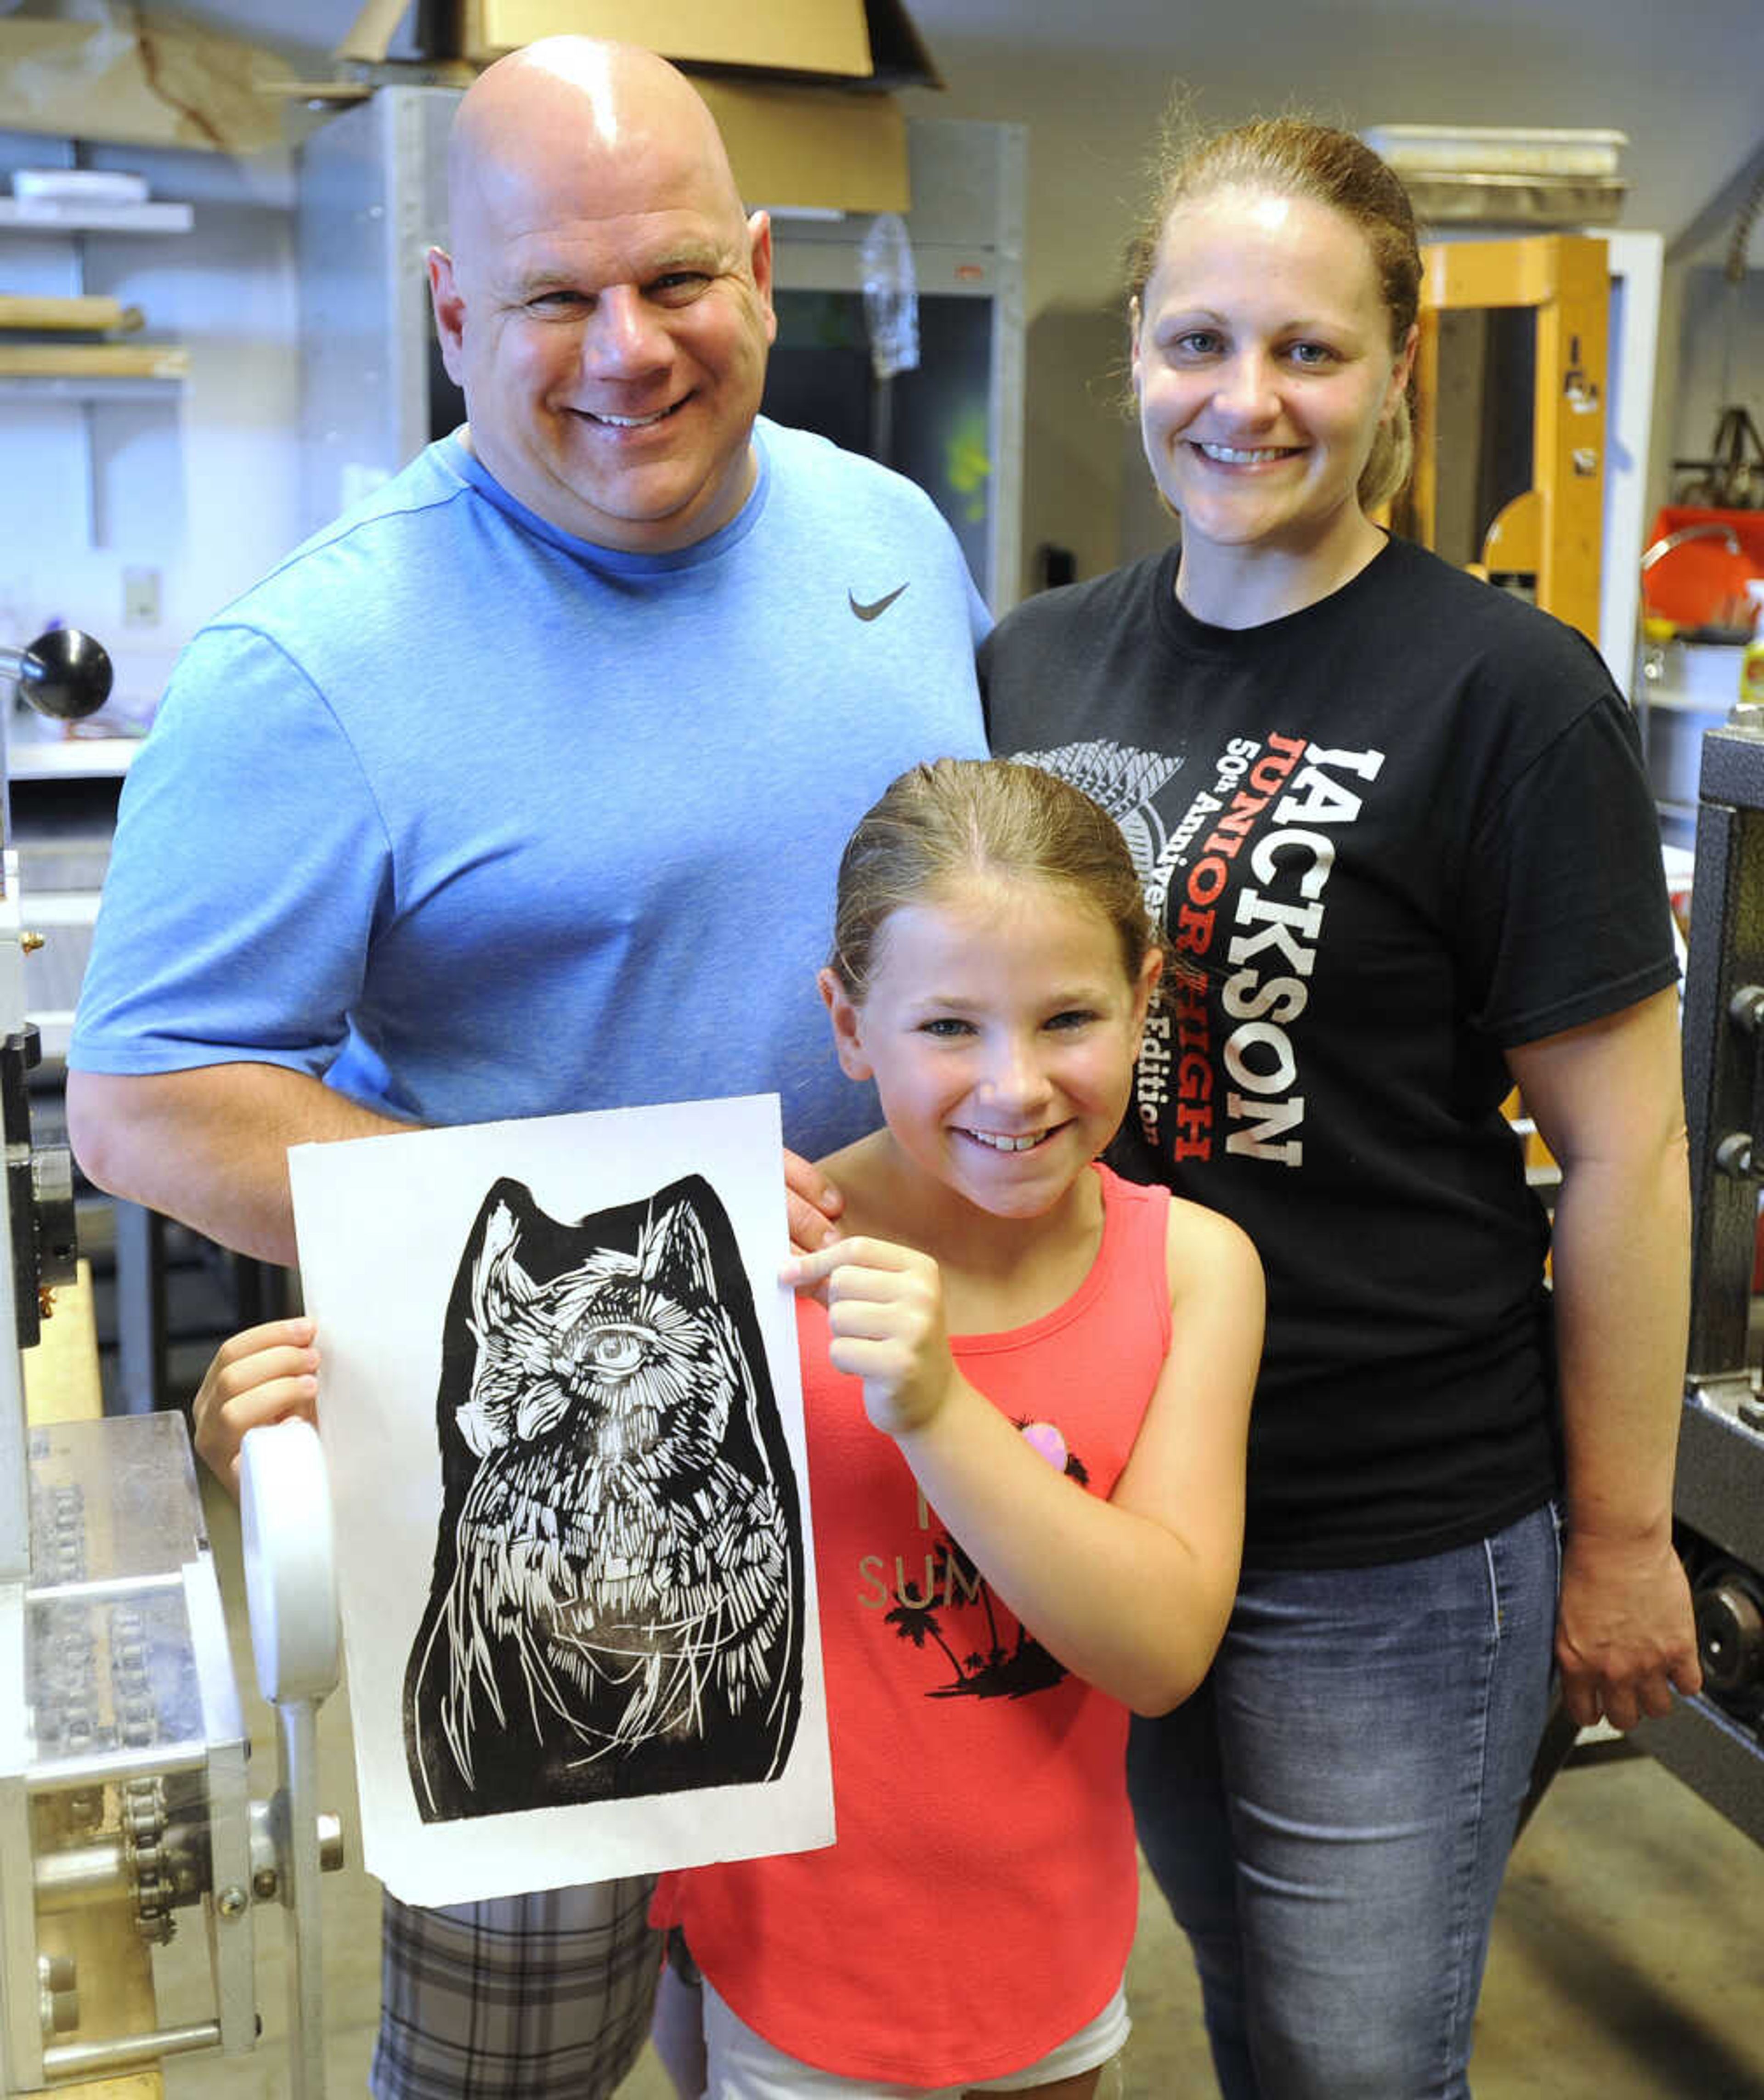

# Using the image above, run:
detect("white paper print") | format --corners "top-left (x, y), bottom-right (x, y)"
top-left (288, 1095), bottom-right (831, 1908)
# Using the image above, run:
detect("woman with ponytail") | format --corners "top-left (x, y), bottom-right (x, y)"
top-left (981, 110), bottom-right (1700, 2100)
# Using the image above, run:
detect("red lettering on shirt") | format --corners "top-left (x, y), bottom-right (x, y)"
top-left (1187, 856), bottom-right (1228, 906)
top-left (1174, 904), bottom-right (1215, 955)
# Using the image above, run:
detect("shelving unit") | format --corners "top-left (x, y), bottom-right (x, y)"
top-left (0, 186), bottom-right (192, 526)
top-left (0, 202), bottom-right (190, 396)
top-left (0, 183), bottom-right (157, 1064)
top-left (0, 342), bottom-right (188, 381)
top-left (0, 373), bottom-right (181, 402)
top-left (0, 293), bottom-right (141, 329)
top-left (0, 199), bottom-right (191, 234)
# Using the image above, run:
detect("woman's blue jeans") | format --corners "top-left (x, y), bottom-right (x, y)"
top-left (1127, 1501), bottom-right (1560, 2100)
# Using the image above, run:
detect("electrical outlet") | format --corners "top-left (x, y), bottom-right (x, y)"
top-left (123, 567), bottom-right (161, 628)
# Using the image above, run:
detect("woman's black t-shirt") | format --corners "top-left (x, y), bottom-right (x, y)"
top-left (980, 535), bottom-right (1678, 1569)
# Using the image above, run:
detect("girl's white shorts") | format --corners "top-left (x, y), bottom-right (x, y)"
top-left (700, 1973), bottom-right (1130, 2098)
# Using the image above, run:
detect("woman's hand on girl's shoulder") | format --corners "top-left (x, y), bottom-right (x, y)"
top-left (783, 1236), bottom-right (957, 1438)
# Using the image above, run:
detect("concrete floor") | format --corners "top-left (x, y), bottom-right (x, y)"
top-left (158, 1477), bottom-right (1764, 2100)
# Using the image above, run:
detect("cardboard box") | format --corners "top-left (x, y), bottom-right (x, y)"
top-left (451, 0), bottom-right (939, 89)
top-left (335, 0), bottom-right (929, 213)
top-left (695, 77), bottom-right (908, 215)
top-left (463, 0), bottom-right (872, 76)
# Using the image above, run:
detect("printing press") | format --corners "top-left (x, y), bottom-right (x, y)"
top-left (1636, 699), bottom-right (1764, 1842)
top-left (0, 627), bottom-right (342, 2097)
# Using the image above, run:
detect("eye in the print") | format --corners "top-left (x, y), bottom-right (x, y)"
top-left (565, 1324), bottom-right (648, 1378)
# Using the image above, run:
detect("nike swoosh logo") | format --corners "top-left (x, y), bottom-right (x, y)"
top-left (849, 583), bottom-right (910, 622)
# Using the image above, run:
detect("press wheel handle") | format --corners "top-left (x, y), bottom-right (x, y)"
top-left (0, 627), bottom-right (114, 720)
top-left (240, 1417), bottom-right (341, 2100)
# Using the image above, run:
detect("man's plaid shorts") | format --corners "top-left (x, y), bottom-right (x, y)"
top-left (371, 1878), bottom-right (661, 2098)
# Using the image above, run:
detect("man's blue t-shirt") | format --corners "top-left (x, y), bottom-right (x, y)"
top-left (71, 421), bottom-right (989, 1157)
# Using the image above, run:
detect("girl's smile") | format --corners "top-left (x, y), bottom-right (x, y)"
top-left (959, 1124), bottom-right (1064, 1153)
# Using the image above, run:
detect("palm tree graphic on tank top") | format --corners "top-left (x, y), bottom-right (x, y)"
top-left (881, 1421), bottom-right (1087, 1701)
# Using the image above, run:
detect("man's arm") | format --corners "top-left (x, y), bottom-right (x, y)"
top-left (66, 1064), bottom-right (416, 1267)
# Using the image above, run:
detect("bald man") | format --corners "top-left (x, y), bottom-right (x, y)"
top-left (69, 39), bottom-right (987, 2098)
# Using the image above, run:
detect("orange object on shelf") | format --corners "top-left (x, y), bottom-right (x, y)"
top-left (1640, 506), bottom-right (1764, 633)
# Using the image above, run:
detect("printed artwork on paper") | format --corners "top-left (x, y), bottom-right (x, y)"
top-left (406, 1172), bottom-right (803, 1818)
top-left (287, 1096), bottom-right (831, 1908)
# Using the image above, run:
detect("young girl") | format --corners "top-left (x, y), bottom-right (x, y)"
top-left (196, 757), bottom-right (1263, 2099)
top-left (655, 757), bottom-right (1261, 2099)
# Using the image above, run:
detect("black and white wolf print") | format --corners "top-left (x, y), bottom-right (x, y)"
top-left (404, 1173), bottom-right (803, 1820)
